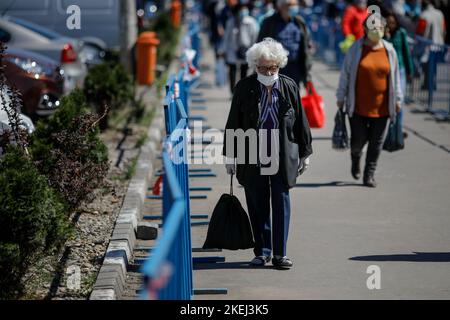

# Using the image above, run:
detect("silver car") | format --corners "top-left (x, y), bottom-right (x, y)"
top-left (6, 16), bottom-right (107, 66)
top-left (0, 15), bottom-right (87, 94)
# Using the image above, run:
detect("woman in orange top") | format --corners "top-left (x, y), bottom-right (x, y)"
top-left (337, 14), bottom-right (403, 188)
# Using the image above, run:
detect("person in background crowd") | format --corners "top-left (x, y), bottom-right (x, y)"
top-left (404, 0), bottom-right (422, 20)
top-left (218, 0), bottom-right (240, 49)
top-left (385, 0), bottom-right (417, 32)
top-left (205, 0), bottom-right (222, 54)
top-left (336, 14), bottom-right (403, 188)
top-left (342, 0), bottom-right (368, 40)
top-left (416, 0), bottom-right (446, 44)
top-left (339, 0), bottom-right (368, 53)
top-left (439, 0), bottom-right (450, 44)
top-left (255, 0), bottom-right (276, 26)
top-left (257, 0), bottom-right (312, 87)
top-left (220, 3), bottom-right (259, 94)
top-left (324, 0), bottom-right (347, 20)
top-left (223, 38), bottom-right (312, 269)
top-left (385, 11), bottom-right (414, 138)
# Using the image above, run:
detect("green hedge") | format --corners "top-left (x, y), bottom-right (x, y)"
top-left (0, 148), bottom-right (70, 299)
top-left (145, 11), bottom-right (181, 66)
top-left (84, 62), bottom-right (134, 110)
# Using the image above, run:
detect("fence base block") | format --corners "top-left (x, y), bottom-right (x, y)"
top-left (190, 187), bottom-right (213, 192)
top-left (143, 214), bottom-right (208, 220)
top-left (135, 246), bottom-right (222, 253)
top-left (191, 221), bottom-right (210, 226)
top-left (193, 256), bottom-right (226, 264)
top-left (191, 106), bottom-right (207, 111)
top-left (194, 288), bottom-right (228, 295)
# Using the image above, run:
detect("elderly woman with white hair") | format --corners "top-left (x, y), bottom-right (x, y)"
top-left (223, 38), bottom-right (313, 269)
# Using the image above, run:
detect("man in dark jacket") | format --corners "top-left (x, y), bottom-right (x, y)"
top-left (223, 38), bottom-right (312, 269)
top-left (257, 0), bottom-right (312, 87)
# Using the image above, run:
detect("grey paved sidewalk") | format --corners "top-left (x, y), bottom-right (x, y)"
top-left (188, 38), bottom-right (450, 300)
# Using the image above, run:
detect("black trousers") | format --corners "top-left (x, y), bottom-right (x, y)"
top-left (228, 63), bottom-right (248, 94)
top-left (349, 113), bottom-right (389, 177)
top-left (244, 172), bottom-right (291, 258)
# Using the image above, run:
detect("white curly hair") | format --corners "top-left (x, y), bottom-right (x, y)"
top-left (245, 38), bottom-right (289, 72)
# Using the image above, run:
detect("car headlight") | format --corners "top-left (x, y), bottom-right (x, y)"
top-left (5, 56), bottom-right (54, 78)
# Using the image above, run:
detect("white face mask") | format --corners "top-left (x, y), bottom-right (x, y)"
top-left (257, 72), bottom-right (279, 87)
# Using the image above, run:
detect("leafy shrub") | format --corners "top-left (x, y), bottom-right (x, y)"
top-left (147, 12), bottom-right (180, 65)
top-left (31, 91), bottom-right (109, 209)
top-left (0, 148), bottom-right (70, 298)
top-left (84, 62), bottom-right (134, 110)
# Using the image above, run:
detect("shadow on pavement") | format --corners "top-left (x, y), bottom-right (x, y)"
top-left (312, 136), bottom-right (332, 141)
top-left (294, 181), bottom-right (363, 188)
top-left (349, 252), bottom-right (450, 262)
top-left (194, 261), bottom-right (278, 270)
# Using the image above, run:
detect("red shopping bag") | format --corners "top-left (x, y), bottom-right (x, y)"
top-left (301, 81), bottom-right (325, 128)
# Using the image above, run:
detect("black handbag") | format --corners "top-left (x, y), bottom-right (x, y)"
top-left (383, 117), bottom-right (404, 152)
top-left (202, 175), bottom-right (255, 250)
top-left (332, 109), bottom-right (350, 150)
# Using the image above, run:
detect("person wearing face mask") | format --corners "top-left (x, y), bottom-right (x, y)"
top-left (223, 38), bottom-right (313, 269)
top-left (255, 0), bottom-right (276, 26)
top-left (257, 0), bottom-right (311, 88)
top-left (336, 14), bottom-right (403, 188)
top-left (220, 3), bottom-right (259, 94)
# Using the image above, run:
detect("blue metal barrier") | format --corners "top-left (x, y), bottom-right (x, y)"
top-left (141, 3), bottom-right (226, 298)
top-left (406, 36), bottom-right (450, 119)
top-left (141, 126), bottom-right (193, 299)
top-left (308, 15), bottom-right (344, 67)
top-left (142, 70), bottom-right (194, 300)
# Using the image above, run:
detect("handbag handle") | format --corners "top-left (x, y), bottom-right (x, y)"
top-left (230, 174), bottom-right (234, 196)
top-left (306, 81), bottom-right (318, 96)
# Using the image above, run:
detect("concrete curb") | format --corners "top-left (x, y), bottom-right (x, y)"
top-left (90, 103), bottom-right (165, 301)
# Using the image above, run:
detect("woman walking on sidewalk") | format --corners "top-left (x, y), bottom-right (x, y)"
top-left (336, 14), bottom-right (403, 188)
top-left (223, 38), bottom-right (313, 269)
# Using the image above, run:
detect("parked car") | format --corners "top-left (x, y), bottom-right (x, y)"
top-left (3, 47), bottom-right (64, 119)
top-left (0, 16), bottom-right (87, 93)
top-left (0, 0), bottom-right (123, 50)
top-left (6, 16), bottom-right (107, 67)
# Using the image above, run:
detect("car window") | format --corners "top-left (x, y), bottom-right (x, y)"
top-left (10, 17), bottom-right (62, 40)
top-left (0, 28), bottom-right (11, 42)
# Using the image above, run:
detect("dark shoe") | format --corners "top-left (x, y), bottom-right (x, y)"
top-left (250, 256), bottom-right (271, 267)
top-left (403, 131), bottom-right (408, 139)
top-left (363, 176), bottom-right (377, 188)
top-left (351, 156), bottom-right (361, 180)
top-left (272, 257), bottom-right (293, 269)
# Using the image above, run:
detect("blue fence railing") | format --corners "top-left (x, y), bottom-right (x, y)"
top-left (406, 36), bottom-right (450, 118)
top-left (141, 0), bottom-right (228, 300)
top-left (141, 93), bottom-right (193, 300)
top-left (141, 3), bottom-right (199, 300)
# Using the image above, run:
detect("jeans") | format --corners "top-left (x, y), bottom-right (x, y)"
top-left (244, 172), bottom-right (291, 258)
top-left (350, 113), bottom-right (389, 178)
